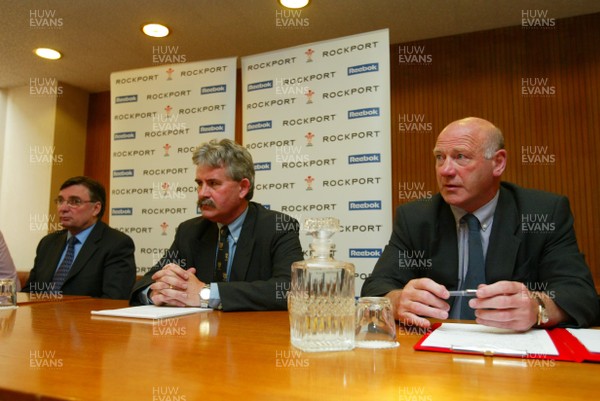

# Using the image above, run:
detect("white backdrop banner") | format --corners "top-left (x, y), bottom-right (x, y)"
top-left (110, 57), bottom-right (237, 275)
top-left (241, 30), bottom-right (392, 294)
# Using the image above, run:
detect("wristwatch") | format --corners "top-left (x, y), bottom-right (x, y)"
top-left (199, 284), bottom-right (211, 308)
top-left (533, 293), bottom-right (549, 326)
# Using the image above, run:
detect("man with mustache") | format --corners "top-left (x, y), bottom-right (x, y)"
top-left (131, 139), bottom-right (303, 311)
top-left (362, 117), bottom-right (599, 330)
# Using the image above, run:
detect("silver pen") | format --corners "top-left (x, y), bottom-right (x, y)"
top-left (448, 289), bottom-right (478, 297)
top-left (451, 345), bottom-right (528, 357)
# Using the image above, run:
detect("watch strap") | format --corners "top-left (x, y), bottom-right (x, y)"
top-left (533, 293), bottom-right (549, 326)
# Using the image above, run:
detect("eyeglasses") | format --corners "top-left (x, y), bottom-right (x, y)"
top-left (54, 197), bottom-right (98, 208)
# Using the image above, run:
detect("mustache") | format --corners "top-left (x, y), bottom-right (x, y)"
top-left (197, 198), bottom-right (215, 208)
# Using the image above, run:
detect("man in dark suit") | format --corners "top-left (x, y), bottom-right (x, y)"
top-left (23, 176), bottom-right (136, 299)
top-left (362, 117), bottom-right (599, 330)
top-left (22, 176), bottom-right (136, 299)
top-left (130, 139), bottom-right (303, 311)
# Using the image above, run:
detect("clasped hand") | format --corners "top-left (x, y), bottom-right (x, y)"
top-left (149, 264), bottom-right (204, 307)
top-left (388, 278), bottom-right (538, 331)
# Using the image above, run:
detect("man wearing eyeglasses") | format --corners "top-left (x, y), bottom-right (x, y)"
top-left (22, 176), bottom-right (136, 299)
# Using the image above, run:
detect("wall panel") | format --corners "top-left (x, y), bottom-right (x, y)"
top-left (84, 91), bottom-right (111, 223)
top-left (390, 13), bottom-right (600, 291)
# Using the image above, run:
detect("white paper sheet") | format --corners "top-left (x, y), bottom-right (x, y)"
top-left (420, 323), bottom-right (559, 356)
top-left (91, 305), bottom-right (210, 319)
top-left (566, 328), bottom-right (600, 354)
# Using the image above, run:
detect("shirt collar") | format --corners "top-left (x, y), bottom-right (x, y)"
top-left (67, 222), bottom-right (96, 244)
top-left (217, 206), bottom-right (248, 243)
top-left (450, 190), bottom-right (499, 232)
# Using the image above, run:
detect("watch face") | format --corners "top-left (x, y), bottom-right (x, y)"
top-left (200, 288), bottom-right (210, 300)
top-left (542, 309), bottom-right (550, 324)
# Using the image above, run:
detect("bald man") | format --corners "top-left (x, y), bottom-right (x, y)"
top-left (362, 117), bottom-right (599, 330)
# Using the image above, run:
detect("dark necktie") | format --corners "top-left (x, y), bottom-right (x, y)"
top-left (51, 236), bottom-right (78, 291)
top-left (460, 214), bottom-right (486, 319)
top-left (214, 226), bottom-right (230, 282)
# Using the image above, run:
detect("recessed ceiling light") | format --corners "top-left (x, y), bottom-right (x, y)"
top-left (142, 23), bottom-right (170, 38)
top-left (34, 48), bottom-right (62, 60)
top-left (279, 0), bottom-right (310, 9)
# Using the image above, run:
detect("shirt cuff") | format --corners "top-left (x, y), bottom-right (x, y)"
top-left (208, 283), bottom-right (221, 309)
top-left (139, 286), bottom-right (153, 305)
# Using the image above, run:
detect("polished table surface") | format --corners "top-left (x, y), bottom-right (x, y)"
top-left (16, 292), bottom-right (90, 306)
top-left (0, 298), bottom-right (598, 401)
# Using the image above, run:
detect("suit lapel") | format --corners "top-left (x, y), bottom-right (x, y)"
top-left (41, 232), bottom-right (69, 282)
top-left (432, 203), bottom-right (460, 288)
top-left (195, 223), bottom-right (219, 282)
top-left (229, 204), bottom-right (256, 281)
top-left (486, 186), bottom-right (521, 282)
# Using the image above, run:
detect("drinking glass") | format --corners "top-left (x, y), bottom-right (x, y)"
top-left (0, 279), bottom-right (17, 308)
top-left (355, 297), bottom-right (399, 349)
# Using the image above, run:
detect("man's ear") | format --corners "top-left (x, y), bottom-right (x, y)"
top-left (92, 201), bottom-right (102, 217)
top-left (492, 149), bottom-right (507, 177)
top-left (238, 178), bottom-right (251, 199)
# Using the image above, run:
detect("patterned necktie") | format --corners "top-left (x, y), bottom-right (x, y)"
top-left (214, 226), bottom-right (230, 282)
top-left (460, 214), bottom-right (486, 319)
top-left (51, 236), bottom-right (78, 291)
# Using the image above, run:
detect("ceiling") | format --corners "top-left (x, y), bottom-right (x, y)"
top-left (2, 0), bottom-right (600, 93)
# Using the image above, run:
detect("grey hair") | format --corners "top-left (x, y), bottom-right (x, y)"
top-left (192, 139), bottom-right (255, 200)
top-left (482, 126), bottom-right (505, 159)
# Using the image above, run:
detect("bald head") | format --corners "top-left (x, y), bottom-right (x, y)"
top-left (439, 117), bottom-right (505, 159)
top-left (433, 117), bottom-right (507, 212)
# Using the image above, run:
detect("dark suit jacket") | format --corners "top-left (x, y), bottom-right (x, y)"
top-left (130, 202), bottom-right (304, 311)
top-left (22, 221), bottom-right (136, 300)
top-left (361, 182), bottom-right (599, 327)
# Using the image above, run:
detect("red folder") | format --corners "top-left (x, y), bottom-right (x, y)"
top-left (550, 328), bottom-right (600, 363)
top-left (413, 323), bottom-right (600, 363)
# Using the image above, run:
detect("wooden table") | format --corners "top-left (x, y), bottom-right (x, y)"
top-left (16, 292), bottom-right (90, 306)
top-left (0, 299), bottom-right (598, 401)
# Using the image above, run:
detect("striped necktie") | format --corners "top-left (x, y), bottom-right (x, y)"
top-left (460, 214), bottom-right (486, 319)
top-left (51, 236), bottom-right (78, 291)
